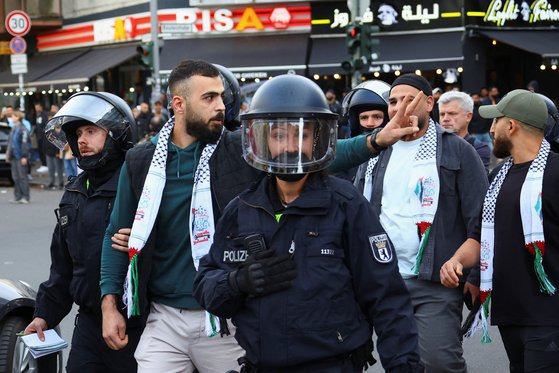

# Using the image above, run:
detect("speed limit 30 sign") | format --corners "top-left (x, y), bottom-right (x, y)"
top-left (5, 10), bottom-right (31, 37)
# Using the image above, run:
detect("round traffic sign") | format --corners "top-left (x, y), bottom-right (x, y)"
top-left (9, 36), bottom-right (27, 54)
top-left (5, 10), bottom-right (31, 37)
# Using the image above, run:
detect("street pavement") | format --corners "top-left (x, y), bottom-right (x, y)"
top-left (0, 174), bottom-right (509, 372)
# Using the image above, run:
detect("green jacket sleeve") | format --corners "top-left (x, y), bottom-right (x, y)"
top-left (100, 162), bottom-right (137, 297)
top-left (329, 135), bottom-right (372, 173)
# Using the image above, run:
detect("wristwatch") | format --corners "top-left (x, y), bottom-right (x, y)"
top-left (369, 128), bottom-right (387, 153)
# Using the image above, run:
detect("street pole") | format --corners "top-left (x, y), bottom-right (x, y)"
top-left (18, 73), bottom-right (24, 110)
top-left (150, 0), bottom-right (161, 106)
top-left (347, 0), bottom-right (366, 87)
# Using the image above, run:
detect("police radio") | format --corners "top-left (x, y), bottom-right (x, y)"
top-left (244, 234), bottom-right (267, 256)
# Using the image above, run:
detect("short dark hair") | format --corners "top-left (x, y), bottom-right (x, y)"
top-left (168, 59), bottom-right (220, 98)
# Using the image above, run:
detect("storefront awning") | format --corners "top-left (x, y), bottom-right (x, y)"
top-left (0, 50), bottom-right (87, 89)
top-left (159, 34), bottom-right (309, 76)
top-left (479, 30), bottom-right (559, 59)
top-left (308, 36), bottom-right (347, 74)
top-left (28, 44), bottom-right (139, 87)
top-left (308, 31), bottom-right (464, 74)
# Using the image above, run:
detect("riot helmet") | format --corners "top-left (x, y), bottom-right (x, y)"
top-left (213, 64), bottom-right (241, 127)
top-left (240, 74), bottom-right (338, 176)
top-left (45, 91), bottom-right (137, 171)
top-left (537, 93), bottom-right (559, 152)
top-left (342, 79), bottom-right (390, 137)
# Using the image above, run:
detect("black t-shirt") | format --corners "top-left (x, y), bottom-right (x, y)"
top-left (491, 152), bottom-right (559, 326)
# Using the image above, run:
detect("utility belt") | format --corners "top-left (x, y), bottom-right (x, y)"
top-left (238, 339), bottom-right (376, 373)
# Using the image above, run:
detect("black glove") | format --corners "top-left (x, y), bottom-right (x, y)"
top-left (228, 249), bottom-right (297, 297)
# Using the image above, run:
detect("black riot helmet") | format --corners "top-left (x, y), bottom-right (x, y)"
top-left (342, 79), bottom-right (390, 137)
top-left (214, 63), bottom-right (241, 128)
top-left (240, 74), bottom-right (338, 175)
top-left (45, 91), bottom-right (137, 171)
top-left (537, 93), bottom-right (559, 152)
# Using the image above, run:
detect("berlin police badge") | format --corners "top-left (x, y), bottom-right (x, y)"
top-left (368, 233), bottom-right (393, 264)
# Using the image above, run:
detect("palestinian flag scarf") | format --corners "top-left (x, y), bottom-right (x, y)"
top-left (124, 117), bottom-right (222, 336)
top-left (363, 118), bottom-right (440, 274)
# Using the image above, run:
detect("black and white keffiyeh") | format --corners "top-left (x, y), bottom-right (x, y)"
top-left (363, 119), bottom-right (440, 274)
top-left (124, 116), bottom-right (222, 336)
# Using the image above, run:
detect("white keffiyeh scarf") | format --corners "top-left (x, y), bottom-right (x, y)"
top-left (124, 116), bottom-right (222, 336)
top-left (363, 119), bottom-right (440, 274)
top-left (466, 138), bottom-right (555, 343)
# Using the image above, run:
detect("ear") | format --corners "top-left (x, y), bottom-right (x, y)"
top-left (466, 112), bottom-right (473, 122)
top-left (509, 119), bottom-right (520, 134)
top-left (426, 95), bottom-right (435, 112)
top-left (172, 95), bottom-right (185, 115)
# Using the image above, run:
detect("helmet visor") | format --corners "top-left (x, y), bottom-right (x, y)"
top-left (44, 94), bottom-right (127, 149)
top-left (241, 117), bottom-right (337, 174)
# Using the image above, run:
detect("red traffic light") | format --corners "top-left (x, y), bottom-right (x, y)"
top-left (349, 26), bottom-right (361, 38)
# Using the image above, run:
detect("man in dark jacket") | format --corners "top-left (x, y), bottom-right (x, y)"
top-left (24, 92), bottom-right (139, 372)
top-left (354, 74), bottom-right (488, 372)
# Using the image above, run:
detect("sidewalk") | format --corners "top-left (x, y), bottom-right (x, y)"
top-left (29, 164), bottom-right (66, 190)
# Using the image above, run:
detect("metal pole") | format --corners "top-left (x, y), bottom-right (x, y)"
top-left (18, 73), bottom-right (24, 110)
top-left (348, 0), bottom-right (362, 87)
top-left (150, 0), bottom-right (161, 106)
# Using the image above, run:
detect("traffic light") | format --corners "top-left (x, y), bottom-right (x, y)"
top-left (360, 24), bottom-right (380, 65)
top-left (341, 23), bottom-right (364, 72)
top-left (137, 42), bottom-right (153, 69)
top-left (345, 23), bottom-right (361, 55)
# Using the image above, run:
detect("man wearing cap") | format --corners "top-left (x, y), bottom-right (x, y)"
top-left (440, 89), bottom-right (559, 372)
top-left (355, 73), bottom-right (488, 372)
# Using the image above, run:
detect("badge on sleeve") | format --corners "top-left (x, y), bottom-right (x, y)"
top-left (368, 234), bottom-right (393, 263)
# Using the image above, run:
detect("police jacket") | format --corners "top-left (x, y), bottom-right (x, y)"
top-left (354, 125), bottom-right (488, 284)
top-left (194, 174), bottom-right (421, 371)
top-left (34, 170), bottom-right (120, 328)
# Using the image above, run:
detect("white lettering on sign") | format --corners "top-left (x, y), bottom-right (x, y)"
top-left (530, 0), bottom-right (559, 22)
top-left (401, 3), bottom-right (440, 24)
top-left (485, 0), bottom-right (519, 26)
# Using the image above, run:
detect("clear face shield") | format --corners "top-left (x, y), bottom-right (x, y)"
top-left (241, 116), bottom-right (337, 174)
top-left (44, 94), bottom-right (128, 150)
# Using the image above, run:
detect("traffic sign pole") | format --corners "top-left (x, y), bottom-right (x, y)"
top-left (5, 10), bottom-right (31, 110)
top-left (18, 74), bottom-right (24, 111)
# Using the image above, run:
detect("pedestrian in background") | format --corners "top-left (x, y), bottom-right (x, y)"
top-left (25, 91), bottom-right (140, 372)
top-left (194, 74), bottom-right (422, 372)
top-left (440, 89), bottom-right (559, 372)
top-left (354, 74), bottom-right (488, 372)
top-left (7, 109), bottom-right (30, 204)
top-left (438, 91), bottom-right (490, 172)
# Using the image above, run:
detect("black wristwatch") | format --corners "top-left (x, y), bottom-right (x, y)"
top-left (369, 128), bottom-right (387, 153)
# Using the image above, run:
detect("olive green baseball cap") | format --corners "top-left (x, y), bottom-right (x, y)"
top-left (479, 89), bottom-right (548, 129)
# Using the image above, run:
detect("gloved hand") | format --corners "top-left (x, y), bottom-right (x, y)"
top-left (228, 249), bottom-right (297, 297)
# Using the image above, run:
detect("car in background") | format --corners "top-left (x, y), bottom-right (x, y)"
top-left (0, 279), bottom-right (63, 372)
top-left (0, 123), bottom-right (13, 184)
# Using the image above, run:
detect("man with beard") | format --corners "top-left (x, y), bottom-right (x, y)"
top-left (354, 74), bottom-right (488, 372)
top-left (193, 74), bottom-right (422, 372)
top-left (100, 60), bottom-right (377, 372)
top-left (440, 90), bottom-right (559, 372)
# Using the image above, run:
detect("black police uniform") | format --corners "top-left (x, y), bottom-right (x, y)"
top-left (34, 170), bottom-right (140, 372)
top-left (194, 173), bottom-right (421, 372)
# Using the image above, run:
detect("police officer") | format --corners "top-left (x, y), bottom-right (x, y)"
top-left (342, 79), bottom-right (391, 137)
top-left (336, 80), bottom-right (391, 181)
top-left (25, 92), bottom-right (140, 372)
top-left (193, 74), bottom-right (422, 373)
